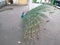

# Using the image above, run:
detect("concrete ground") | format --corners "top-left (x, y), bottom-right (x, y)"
top-left (0, 5), bottom-right (60, 45)
top-left (0, 6), bottom-right (28, 45)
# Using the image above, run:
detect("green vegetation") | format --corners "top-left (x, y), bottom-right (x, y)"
top-left (32, 0), bottom-right (37, 3)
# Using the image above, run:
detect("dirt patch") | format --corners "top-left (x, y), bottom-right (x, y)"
top-left (0, 8), bottom-right (13, 12)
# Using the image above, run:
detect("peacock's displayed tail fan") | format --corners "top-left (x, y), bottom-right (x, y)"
top-left (22, 4), bottom-right (50, 45)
